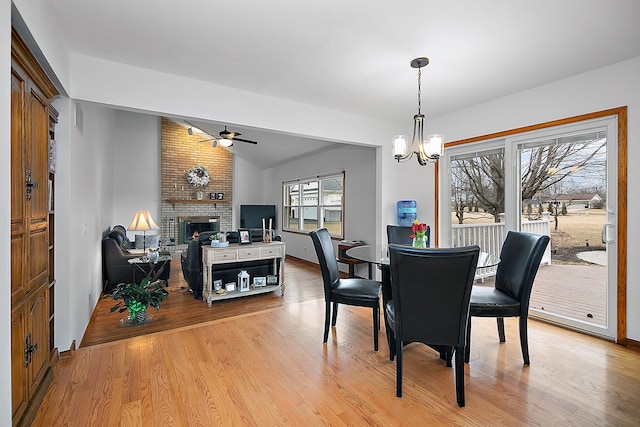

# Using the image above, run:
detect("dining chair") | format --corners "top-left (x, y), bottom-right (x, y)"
top-left (465, 230), bottom-right (550, 365)
top-left (387, 224), bottom-right (430, 247)
top-left (386, 244), bottom-right (479, 406)
top-left (309, 228), bottom-right (382, 351)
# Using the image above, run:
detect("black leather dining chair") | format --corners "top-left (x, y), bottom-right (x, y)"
top-left (386, 244), bottom-right (479, 406)
top-left (465, 231), bottom-right (550, 365)
top-left (310, 228), bottom-right (382, 351)
top-left (387, 224), bottom-right (430, 247)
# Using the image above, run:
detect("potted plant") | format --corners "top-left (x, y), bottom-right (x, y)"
top-left (209, 232), bottom-right (228, 247)
top-left (110, 276), bottom-right (169, 324)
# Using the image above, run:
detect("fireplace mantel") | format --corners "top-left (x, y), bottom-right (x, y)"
top-left (166, 199), bottom-right (229, 205)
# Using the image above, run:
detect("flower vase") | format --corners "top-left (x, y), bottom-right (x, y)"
top-left (148, 250), bottom-right (159, 263)
top-left (412, 234), bottom-right (427, 248)
top-left (131, 307), bottom-right (147, 324)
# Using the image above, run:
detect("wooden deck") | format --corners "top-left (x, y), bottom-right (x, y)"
top-left (478, 263), bottom-right (607, 326)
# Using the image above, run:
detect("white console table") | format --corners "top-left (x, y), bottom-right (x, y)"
top-left (202, 241), bottom-right (286, 307)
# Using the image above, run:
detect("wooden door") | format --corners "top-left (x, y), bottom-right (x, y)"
top-left (11, 27), bottom-right (58, 426)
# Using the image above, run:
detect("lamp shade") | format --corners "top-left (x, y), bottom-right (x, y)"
top-left (128, 211), bottom-right (160, 232)
top-left (392, 135), bottom-right (408, 158)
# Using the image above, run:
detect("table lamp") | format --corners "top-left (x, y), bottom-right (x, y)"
top-left (127, 210), bottom-right (160, 251)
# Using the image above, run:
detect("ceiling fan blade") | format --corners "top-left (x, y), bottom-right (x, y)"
top-left (198, 137), bottom-right (216, 143)
top-left (231, 137), bottom-right (258, 145)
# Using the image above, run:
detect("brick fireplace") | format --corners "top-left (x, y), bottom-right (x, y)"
top-left (160, 118), bottom-right (233, 251)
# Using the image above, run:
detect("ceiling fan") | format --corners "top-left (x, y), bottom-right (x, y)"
top-left (188, 123), bottom-right (258, 147)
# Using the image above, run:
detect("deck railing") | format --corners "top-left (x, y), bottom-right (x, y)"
top-left (451, 215), bottom-right (551, 279)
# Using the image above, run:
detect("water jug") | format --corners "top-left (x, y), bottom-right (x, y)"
top-left (397, 200), bottom-right (416, 226)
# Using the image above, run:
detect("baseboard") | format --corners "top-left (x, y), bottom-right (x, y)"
top-left (626, 338), bottom-right (640, 351)
top-left (59, 340), bottom-right (76, 359)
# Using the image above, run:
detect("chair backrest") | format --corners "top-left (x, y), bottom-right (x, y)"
top-left (495, 231), bottom-right (551, 315)
top-left (309, 228), bottom-right (340, 298)
top-left (387, 224), bottom-right (430, 247)
top-left (388, 245), bottom-right (479, 347)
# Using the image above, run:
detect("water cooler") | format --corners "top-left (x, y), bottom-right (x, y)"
top-left (397, 200), bottom-right (416, 226)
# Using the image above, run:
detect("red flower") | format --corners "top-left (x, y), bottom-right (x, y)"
top-left (411, 220), bottom-right (428, 239)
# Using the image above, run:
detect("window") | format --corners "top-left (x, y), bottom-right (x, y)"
top-left (283, 172), bottom-right (344, 237)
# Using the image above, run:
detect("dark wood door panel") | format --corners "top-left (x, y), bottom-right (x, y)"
top-left (11, 235), bottom-right (26, 303)
top-left (11, 305), bottom-right (27, 421)
top-left (27, 228), bottom-right (48, 292)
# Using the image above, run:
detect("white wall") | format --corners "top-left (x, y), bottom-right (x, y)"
top-left (266, 144), bottom-right (377, 276)
top-left (1, 0), bottom-right (12, 422)
top-left (54, 100), bottom-right (118, 348)
top-left (111, 111), bottom-right (162, 237)
top-left (233, 155), bottom-right (267, 229)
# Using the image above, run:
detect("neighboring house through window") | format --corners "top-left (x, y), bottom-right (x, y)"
top-left (283, 172), bottom-right (344, 238)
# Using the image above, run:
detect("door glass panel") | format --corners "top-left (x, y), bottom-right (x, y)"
top-left (520, 131), bottom-right (608, 330)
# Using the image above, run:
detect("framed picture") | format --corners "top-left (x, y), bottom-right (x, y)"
top-left (238, 228), bottom-right (251, 245)
top-left (253, 277), bottom-right (266, 287)
top-left (213, 279), bottom-right (223, 292)
top-left (225, 282), bottom-right (236, 292)
top-left (209, 192), bottom-right (217, 200)
top-left (266, 275), bottom-right (278, 285)
top-left (216, 192), bottom-right (224, 200)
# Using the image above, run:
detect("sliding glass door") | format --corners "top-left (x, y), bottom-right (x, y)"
top-left (439, 115), bottom-right (619, 339)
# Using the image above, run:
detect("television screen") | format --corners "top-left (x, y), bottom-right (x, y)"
top-left (240, 205), bottom-right (276, 229)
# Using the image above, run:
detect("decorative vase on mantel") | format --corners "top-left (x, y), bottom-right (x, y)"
top-left (196, 191), bottom-right (204, 200)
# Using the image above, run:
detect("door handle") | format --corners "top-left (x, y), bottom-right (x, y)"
top-left (601, 223), bottom-right (614, 244)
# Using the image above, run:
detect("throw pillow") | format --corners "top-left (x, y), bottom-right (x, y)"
top-left (134, 234), bottom-right (160, 249)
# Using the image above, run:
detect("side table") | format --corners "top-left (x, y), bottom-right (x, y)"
top-left (128, 254), bottom-right (172, 285)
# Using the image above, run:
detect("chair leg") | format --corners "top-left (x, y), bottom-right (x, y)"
top-left (323, 300), bottom-right (331, 343)
top-left (455, 346), bottom-right (466, 407)
top-left (372, 305), bottom-right (379, 352)
top-left (396, 339), bottom-right (403, 397)
top-left (331, 302), bottom-right (339, 327)
top-left (519, 316), bottom-right (530, 365)
top-left (497, 318), bottom-right (506, 342)
top-left (464, 318), bottom-right (472, 363)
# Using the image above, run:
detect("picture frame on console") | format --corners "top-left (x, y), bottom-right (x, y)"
top-left (238, 228), bottom-right (251, 244)
top-left (266, 275), bottom-right (278, 285)
top-left (253, 277), bottom-right (266, 287)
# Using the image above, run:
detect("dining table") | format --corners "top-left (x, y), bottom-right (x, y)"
top-left (346, 244), bottom-right (500, 353)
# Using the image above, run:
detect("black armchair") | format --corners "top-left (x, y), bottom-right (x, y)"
top-left (309, 228), bottom-right (381, 351)
top-left (386, 244), bottom-right (479, 406)
top-left (102, 227), bottom-right (151, 293)
top-left (465, 231), bottom-right (550, 365)
top-left (387, 224), bottom-right (430, 247)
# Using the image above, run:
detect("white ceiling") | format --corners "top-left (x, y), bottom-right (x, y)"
top-left (47, 0), bottom-right (640, 168)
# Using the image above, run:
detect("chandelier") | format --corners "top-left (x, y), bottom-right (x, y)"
top-left (392, 57), bottom-right (444, 165)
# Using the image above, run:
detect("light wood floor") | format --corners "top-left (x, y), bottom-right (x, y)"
top-left (34, 258), bottom-right (640, 426)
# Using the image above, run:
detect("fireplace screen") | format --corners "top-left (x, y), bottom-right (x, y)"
top-left (178, 216), bottom-right (220, 243)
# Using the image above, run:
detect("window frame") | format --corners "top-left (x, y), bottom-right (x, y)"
top-left (282, 172), bottom-right (345, 238)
